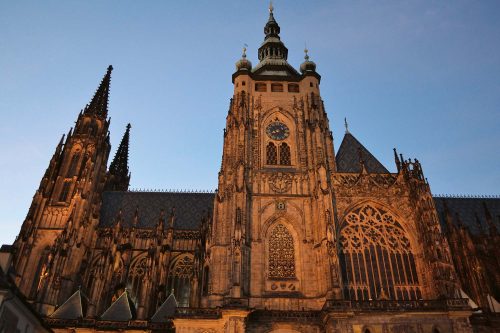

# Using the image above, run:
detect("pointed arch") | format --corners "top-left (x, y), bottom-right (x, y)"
top-left (268, 224), bottom-right (296, 279)
top-left (339, 203), bottom-right (421, 301)
top-left (266, 142), bottom-right (277, 165)
top-left (128, 255), bottom-right (149, 304)
top-left (167, 254), bottom-right (194, 307)
top-left (66, 153), bottom-right (81, 177)
top-left (279, 143), bottom-right (291, 165)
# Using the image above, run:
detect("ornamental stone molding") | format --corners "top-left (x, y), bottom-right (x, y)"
top-left (269, 172), bottom-right (293, 193)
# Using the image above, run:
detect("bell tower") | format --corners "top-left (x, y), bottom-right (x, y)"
top-left (206, 6), bottom-right (342, 310)
top-left (13, 66), bottom-right (114, 314)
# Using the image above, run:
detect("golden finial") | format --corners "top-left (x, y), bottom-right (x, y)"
top-left (269, 1), bottom-right (274, 13)
top-left (243, 43), bottom-right (248, 58)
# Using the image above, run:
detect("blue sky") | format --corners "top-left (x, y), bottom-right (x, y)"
top-left (1, 1), bottom-right (499, 246)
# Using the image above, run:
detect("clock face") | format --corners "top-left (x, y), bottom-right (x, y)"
top-left (266, 122), bottom-right (290, 140)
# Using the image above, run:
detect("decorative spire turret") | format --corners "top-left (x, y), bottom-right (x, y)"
top-left (235, 46), bottom-right (252, 72)
top-left (84, 65), bottom-right (113, 118)
top-left (258, 4), bottom-right (288, 62)
top-left (106, 123), bottom-right (131, 191)
top-left (300, 47), bottom-right (317, 73)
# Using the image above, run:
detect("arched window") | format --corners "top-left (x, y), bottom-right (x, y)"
top-left (266, 142), bottom-right (277, 165)
top-left (167, 255), bottom-right (194, 307)
top-left (279, 143), bottom-right (291, 165)
top-left (59, 181), bottom-right (72, 202)
top-left (66, 153), bottom-right (80, 177)
top-left (268, 224), bottom-right (295, 279)
top-left (339, 204), bottom-right (421, 301)
top-left (433, 328), bottom-right (441, 333)
top-left (202, 266), bottom-right (209, 296)
top-left (128, 256), bottom-right (149, 304)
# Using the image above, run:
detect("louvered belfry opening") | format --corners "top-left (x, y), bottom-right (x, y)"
top-left (339, 204), bottom-right (422, 301)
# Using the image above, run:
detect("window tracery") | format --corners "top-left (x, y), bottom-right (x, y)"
top-left (167, 255), bottom-right (194, 307)
top-left (339, 204), bottom-right (421, 301)
top-left (128, 256), bottom-right (149, 304)
top-left (279, 143), bottom-right (291, 165)
top-left (266, 142), bottom-right (278, 165)
top-left (268, 224), bottom-right (295, 279)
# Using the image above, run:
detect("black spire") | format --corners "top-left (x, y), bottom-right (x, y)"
top-left (106, 123), bottom-right (131, 191)
top-left (84, 65), bottom-right (113, 118)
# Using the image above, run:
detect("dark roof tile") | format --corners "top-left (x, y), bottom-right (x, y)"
top-left (100, 191), bottom-right (214, 230)
top-left (433, 197), bottom-right (500, 235)
top-left (336, 133), bottom-right (389, 174)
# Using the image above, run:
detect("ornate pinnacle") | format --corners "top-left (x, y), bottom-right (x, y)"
top-left (84, 65), bottom-right (113, 118)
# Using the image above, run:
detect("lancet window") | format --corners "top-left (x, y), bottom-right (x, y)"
top-left (167, 255), bottom-right (194, 307)
top-left (66, 153), bottom-right (80, 177)
top-left (268, 224), bottom-right (296, 279)
top-left (128, 256), bottom-right (149, 304)
top-left (266, 142), bottom-right (278, 165)
top-left (339, 204), bottom-right (421, 301)
top-left (59, 181), bottom-right (72, 202)
top-left (279, 143), bottom-right (291, 165)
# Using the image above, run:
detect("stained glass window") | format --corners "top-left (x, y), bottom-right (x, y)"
top-left (167, 255), bottom-right (194, 307)
top-left (339, 204), bottom-right (421, 300)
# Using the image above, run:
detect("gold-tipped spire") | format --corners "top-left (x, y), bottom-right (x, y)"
top-left (269, 1), bottom-right (274, 13)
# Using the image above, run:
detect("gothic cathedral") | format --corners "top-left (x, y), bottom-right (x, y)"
top-left (5, 6), bottom-right (500, 333)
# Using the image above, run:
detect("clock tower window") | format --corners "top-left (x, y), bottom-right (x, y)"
top-left (266, 142), bottom-right (278, 165)
top-left (279, 143), bottom-right (291, 165)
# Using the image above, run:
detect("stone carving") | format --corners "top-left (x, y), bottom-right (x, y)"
top-left (269, 172), bottom-right (292, 193)
top-left (269, 224), bottom-right (295, 279)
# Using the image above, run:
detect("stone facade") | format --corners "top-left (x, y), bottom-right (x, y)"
top-left (6, 6), bottom-right (500, 333)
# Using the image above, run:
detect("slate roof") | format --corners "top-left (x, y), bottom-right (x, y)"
top-left (433, 197), bottom-right (500, 235)
top-left (151, 294), bottom-right (177, 322)
top-left (100, 290), bottom-right (136, 321)
top-left (336, 132), bottom-right (389, 174)
top-left (100, 191), bottom-right (215, 230)
top-left (50, 290), bottom-right (88, 319)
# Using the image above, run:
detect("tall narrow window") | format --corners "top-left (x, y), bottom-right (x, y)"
top-left (167, 255), bottom-right (194, 307)
top-left (202, 266), bottom-right (210, 296)
top-left (128, 256), bottom-right (148, 305)
top-left (266, 142), bottom-right (277, 165)
top-left (339, 204), bottom-right (421, 301)
top-left (279, 143), bottom-right (291, 165)
top-left (268, 224), bottom-right (295, 279)
top-left (66, 153), bottom-right (80, 177)
top-left (59, 181), bottom-right (71, 202)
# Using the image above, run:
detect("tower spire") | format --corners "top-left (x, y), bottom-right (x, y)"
top-left (106, 123), bottom-right (131, 191)
top-left (84, 65), bottom-right (113, 118)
